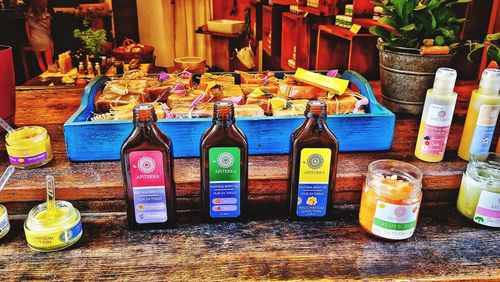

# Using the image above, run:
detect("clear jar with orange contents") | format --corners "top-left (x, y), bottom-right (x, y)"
top-left (359, 160), bottom-right (423, 240)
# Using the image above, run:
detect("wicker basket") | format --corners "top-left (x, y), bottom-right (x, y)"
top-left (112, 38), bottom-right (154, 63)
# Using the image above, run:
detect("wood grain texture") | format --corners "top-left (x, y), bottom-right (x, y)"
top-left (0, 205), bottom-right (498, 281)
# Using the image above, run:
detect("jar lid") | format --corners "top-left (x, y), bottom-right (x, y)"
top-left (5, 126), bottom-right (48, 146)
top-left (25, 201), bottom-right (79, 233)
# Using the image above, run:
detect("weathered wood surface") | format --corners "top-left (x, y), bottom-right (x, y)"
top-left (3, 81), bottom-right (498, 215)
top-left (0, 206), bottom-right (498, 281)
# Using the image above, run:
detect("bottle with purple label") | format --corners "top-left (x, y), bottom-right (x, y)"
top-left (200, 101), bottom-right (248, 222)
top-left (121, 104), bottom-right (176, 230)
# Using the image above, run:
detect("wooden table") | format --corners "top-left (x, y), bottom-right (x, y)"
top-left (0, 81), bottom-right (498, 281)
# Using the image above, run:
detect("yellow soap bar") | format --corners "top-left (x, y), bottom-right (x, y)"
top-left (294, 68), bottom-right (349, 95)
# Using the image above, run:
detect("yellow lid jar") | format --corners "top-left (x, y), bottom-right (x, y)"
top-left (24, 201), bottom-right (83, 252)
top-left (359, 160), bottom-right (423, 240)
top-left (5, 126), bottom-right (53, 169)
top-left (457, 152), bottom-right (500, 227)
top-left (0, 204), bottom-right (10, 239)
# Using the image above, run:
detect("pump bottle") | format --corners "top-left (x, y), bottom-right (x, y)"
top-left (415, 68), bottom-right (458, 162)
top-left (458, 68), bottom-right (500, 161)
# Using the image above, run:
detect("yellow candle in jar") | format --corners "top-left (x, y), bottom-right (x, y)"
top-left (24, 176), bottom-right (82, 252)
top-left (457, 153), bottom-right (500, 227)
top-left (5, 126), bottom-right (53, 169)
top-left (359, 160), bottom-right (423, 240)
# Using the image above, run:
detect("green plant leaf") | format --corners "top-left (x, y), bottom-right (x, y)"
top-left (437, 28), bottom-right (453, 37)
top-left (391, 0), bottom-right (406, 19)
top-left (378, 15), bottom-right (397, 27)
top-left (401, 23), bottom-right (416, 31)
top-left (435, 35), bottom-right (445, 45)
top-left (369, 26), bottom-right (393, 42)
top-left (486, 33), bottom-right (500, 41)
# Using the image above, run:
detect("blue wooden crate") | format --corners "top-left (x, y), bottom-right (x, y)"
top-left (63, 71), bottom-right (395, 161)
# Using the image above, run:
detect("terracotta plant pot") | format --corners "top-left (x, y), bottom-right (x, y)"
top-left (378, 45), bottom-right (455, 115)
top-left (0, 45), bottom-right (16, 133)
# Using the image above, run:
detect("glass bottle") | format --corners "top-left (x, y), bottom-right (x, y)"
top-left (121, 104), bottom-right (176, 230)
top-left (200, 101), bottom-right (248, 222)
top-left (289, 100), bottom-right (338, 220)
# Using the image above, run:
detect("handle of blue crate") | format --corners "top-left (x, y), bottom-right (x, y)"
top-left (341, 70), bottom-right (377, 103)
top-left (77, 76), bottom-right (110, 121)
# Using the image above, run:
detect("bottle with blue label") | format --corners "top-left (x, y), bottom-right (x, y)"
top-left (289, 101), bottom-right (338, 220)
top-left (458, 68), bottom-right (500, 161)
top-left (121, 104), bottom-right (176, 230)
top-left (201, 101), bottom-right (248, 222)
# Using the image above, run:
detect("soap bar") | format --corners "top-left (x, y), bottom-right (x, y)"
top-left (235, 104), bottom-right (265, 117)
top-left (294, 68), bottom-right (349, 95)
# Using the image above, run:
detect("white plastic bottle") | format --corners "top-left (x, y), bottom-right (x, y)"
top-left (415, 68), bottom-right (458, 162)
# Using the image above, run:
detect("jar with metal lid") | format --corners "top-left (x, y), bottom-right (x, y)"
top-left (5, 126), bottom-right (53, 169)
top-left (457, 152), bottom-right (500, 227)
top-left (359, 160), bottom-right (423, 240)
top-left (0, 204), bottom-right (10, 239)
top-left (24, 201), bottom-right (83, 252)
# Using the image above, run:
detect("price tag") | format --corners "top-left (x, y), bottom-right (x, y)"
top-left (350, 24), bottom-right (362, 34)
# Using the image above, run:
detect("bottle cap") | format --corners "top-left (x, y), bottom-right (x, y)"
top-left (432, 67), bottom-right (457, 95)
top-left (479, 68), bottom-right (500, 96)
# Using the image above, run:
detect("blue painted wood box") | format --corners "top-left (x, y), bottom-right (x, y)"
top-left (63, 71), bottom-right (395, 161)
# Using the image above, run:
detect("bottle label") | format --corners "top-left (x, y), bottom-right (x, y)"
top-left (0, 211), bottom-right (9, 235)
top-left (209, 147), bottom-right (241, 218)
top-left (469, 105), bottom-right (499, 156)
top-left (473, 190), bottom-right (500, 227)
top-left (130, 151), bottom-right (168, 224)
top-left (296, 148), bottom-right (332, 217)
top-left (25, 220), bottom-right (82, 249)
top-left (371, 201), bottom-right (419, 240)
top-left (421, 103), bottom-right (454, 155)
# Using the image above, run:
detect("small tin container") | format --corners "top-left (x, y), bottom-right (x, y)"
top-left (457, 152), bottom-right (500, 227)
top-left (24, 201), bottom-right (83, 252)
top-left (0, 204), bottom-right (10, 239)
top-left (359, 160), bottom-right (423, 240)
top-left (5, 126), bottom-right (53, 169)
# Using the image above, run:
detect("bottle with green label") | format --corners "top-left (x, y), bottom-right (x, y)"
top-left (200, 101), bottom-right (248, 222)
top-left (289, 100), bottom-right (339, 220)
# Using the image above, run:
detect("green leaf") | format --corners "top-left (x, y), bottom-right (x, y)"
top-left (378, 15), bottom-right (397, 27)
top-left (391, 0), bottom-right (406, 19)
top-left (486, 33), bottom-right (500, 41)
top-left (435, 36), bottom-right (445, 45)
top-left (369, 26), bottom-right (394, 42)
top-left (401, 24), bottom-right (416, 31)
top-left (437, 28), bottom-right (453, 37)
top-left (413, 3), bottom-right (426, 11)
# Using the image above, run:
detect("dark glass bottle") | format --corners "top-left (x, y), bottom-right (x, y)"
top-left (200, 101), bottom-right (248, 222)
top-left (289, 101), bottom-right (338, 220)
top-left (121, 104), bottom-right (176, 230)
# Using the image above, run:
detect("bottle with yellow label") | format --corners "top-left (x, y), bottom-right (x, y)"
top-left (415, 68), bottom-right (458, 162)
top-left (458, 68), bottom-right (500, 161)
top-left (289, 101), bottom-right (338, 220)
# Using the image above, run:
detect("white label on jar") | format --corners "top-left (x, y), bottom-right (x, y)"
top-left (371, 201), bottom-right (420, 240)
top-left (474, 190), bottom-right (500, 227)
top-left (0, 212), bottom-right (9, 234)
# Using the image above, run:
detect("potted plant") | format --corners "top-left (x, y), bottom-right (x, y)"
top-left (74, 20), bottom-right (108, 63)
top-left (465, 33), bottom-right (500, 73)
top-left (369, 0), bottom-right (470, 114)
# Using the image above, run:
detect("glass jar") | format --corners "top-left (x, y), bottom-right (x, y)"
top-left (359, 160), bottom-right (423, 240)
top-left (457, 152), bottom-right (500, 227)
top-left (24, 201), bottom-right (83, 252)
top-left (5, 126), bottom-right (53, 169)
top-left (0, 204), bottom-right (10, 239)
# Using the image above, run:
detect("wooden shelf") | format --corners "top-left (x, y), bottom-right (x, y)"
top-left (316, 24), bottom-right (379, 79)
top-left (262, 5), bottom-right (286, 70)
top-left (297, 0), bottom-right (338, 16)
top-left (195, 30), bottom-right (244, 38)
top-left (270, 0), bottom-right (296, 4)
